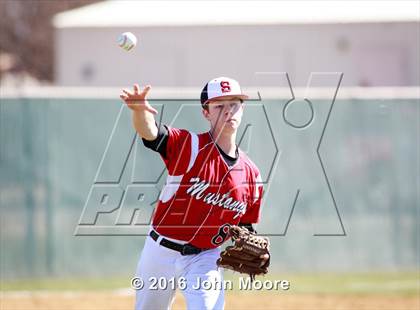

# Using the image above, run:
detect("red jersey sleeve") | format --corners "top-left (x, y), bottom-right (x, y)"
top-left (240, 170), bottom-right (264, 224)
top-left (162, 127), bottom-right (192, 175)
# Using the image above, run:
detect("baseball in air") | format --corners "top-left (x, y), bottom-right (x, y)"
top-left (117, 32), bottom-right (137, 51)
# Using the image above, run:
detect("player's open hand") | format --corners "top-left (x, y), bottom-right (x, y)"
top-left (120, 84), bottom-right (158, 115)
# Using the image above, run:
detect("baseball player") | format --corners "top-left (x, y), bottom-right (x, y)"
top-left (120, 77), bottom-right (267, 310)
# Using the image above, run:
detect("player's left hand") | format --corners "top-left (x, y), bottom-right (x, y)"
top-left (217, 225), bottom-right (270, 280)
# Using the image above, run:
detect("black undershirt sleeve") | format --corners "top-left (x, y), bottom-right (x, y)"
top-left (141, 123), bottom-right (169, 158)
top-left (238, 223), bottom-right (257, 234)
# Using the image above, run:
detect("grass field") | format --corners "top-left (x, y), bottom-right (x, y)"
top-left (1, 272), bottom-right (419, 310)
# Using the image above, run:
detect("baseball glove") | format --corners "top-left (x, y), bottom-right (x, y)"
top-left (216, 225), bottom-right (270, 281)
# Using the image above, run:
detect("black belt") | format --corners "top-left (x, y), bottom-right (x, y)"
top-left (149, 230), bottom-right (205, 256)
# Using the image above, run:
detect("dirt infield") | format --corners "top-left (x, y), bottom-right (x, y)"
top-left (1, 291), bottom-right (419, 310)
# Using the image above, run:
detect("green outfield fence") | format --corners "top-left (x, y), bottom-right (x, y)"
top-left (0, 87), bottom-right (418, 279)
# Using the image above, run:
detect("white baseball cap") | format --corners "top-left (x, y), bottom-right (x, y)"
top-left (200, 77), bottom-right (249, 107)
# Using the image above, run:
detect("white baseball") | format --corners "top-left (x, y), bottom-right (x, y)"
top-left (117, 32), bottom-right (137, 51)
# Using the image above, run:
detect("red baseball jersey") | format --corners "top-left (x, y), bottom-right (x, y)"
top-left (149, 126), bottom-right (264, 249)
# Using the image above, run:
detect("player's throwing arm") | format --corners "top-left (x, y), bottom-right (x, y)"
top-left (120, 84), bottom-right (158, 141)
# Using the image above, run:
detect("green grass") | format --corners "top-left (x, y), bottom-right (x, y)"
top-left (0, 276), bottom-right (128, 291)
top-left (224, 272), bottom-right (420, 296)
top-left (1, 272), bottom-right (419, 296)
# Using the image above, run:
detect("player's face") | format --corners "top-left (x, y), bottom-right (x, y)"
top-left (203, 97), bottom-right (244, 134)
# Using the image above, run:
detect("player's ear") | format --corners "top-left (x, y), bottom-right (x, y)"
top-left (202, 107), bottom-right (210, 120)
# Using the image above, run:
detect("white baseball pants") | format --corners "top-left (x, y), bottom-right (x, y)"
top-left (134, 231), bottom-right (225, 310)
